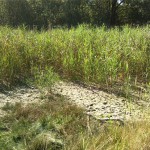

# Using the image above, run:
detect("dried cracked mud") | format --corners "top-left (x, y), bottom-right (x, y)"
top-left (52, 81), bottom-right (150, 121)
top-left (0, 87), bottom-right (42, 117)
top-left (0, 81), bottom-right (150, 121)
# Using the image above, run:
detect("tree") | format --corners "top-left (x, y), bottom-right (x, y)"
top-left (3, 0), bottom-right (32, 26)
top-left (88, 0), bottom-right (126, 26)
top-left (64, 0), bottom-right (90, 27)
top-left (109, 0), bottom-right (125, 26)
top-left (0, 0), bottom-right (149, 28)
top-left (125, 0), bottom-right (150, 25)
top-left (0, 0), bottom-right (8, 25)
top-left (88, 0), bottom-right (110, 25)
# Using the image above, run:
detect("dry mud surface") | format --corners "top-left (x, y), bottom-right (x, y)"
top-left (0, 87), bottom-right (42, 117)
top-left (52, 81), bottom-right (150, 121)
top-left (0, 81), bottom-right (150, 121)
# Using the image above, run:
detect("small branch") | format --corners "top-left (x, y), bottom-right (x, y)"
top-left (98, 118), bottom-right (125, 126)
top-left (116, 0), bottom-right (125, 8)
top-left (87, 115), bottom-right (92, 136)
top-left (87, 114), bottom-right (125, 126)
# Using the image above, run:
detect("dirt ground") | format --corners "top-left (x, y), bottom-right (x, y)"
top-left (0, 81), bottom-right (150, 121)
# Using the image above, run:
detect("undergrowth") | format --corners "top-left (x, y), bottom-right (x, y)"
top-left (0, 94), bottom-right (150, 150)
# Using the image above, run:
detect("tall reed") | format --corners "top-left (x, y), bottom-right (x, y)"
top-left (0, 25), bottom-right (149, 86)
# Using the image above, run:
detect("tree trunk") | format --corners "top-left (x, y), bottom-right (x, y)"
top-left (110, 0), bottom-right (117, 26)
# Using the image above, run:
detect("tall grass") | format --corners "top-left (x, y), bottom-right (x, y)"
top-left (0, 25), bottom-right (149, 86)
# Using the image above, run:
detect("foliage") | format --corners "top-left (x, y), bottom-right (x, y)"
top-left (0, 0), bottom-right (149, 28)
top-left (0, 25), bottom-right (149, 87)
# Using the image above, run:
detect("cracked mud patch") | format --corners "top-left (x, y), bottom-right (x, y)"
top-left (52, 81), bottom-right (150, 121)
top-left (0, 87), bottom-right (42, 117)
top-left (0, 81), bottom-right (149, 121)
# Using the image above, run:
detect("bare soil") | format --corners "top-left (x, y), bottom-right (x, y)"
top-left (0, 81), bottom-right (150, 121)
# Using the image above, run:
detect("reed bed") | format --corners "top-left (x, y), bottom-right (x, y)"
top-left (0, 25), bottom-right (149, 86)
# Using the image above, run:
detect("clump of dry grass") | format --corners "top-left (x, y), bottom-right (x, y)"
top-left (73, 121), bottom-right (150, 150)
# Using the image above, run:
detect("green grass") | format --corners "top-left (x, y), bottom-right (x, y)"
top-left (0, 94), bottom-right (150, 150)
top-left (0, 25), bottom-right (149, 87)
top-left (0, 25), bottom-right (150, 149)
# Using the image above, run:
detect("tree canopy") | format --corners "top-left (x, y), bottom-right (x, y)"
top-left (0, 0), bottom-right (149, 28)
